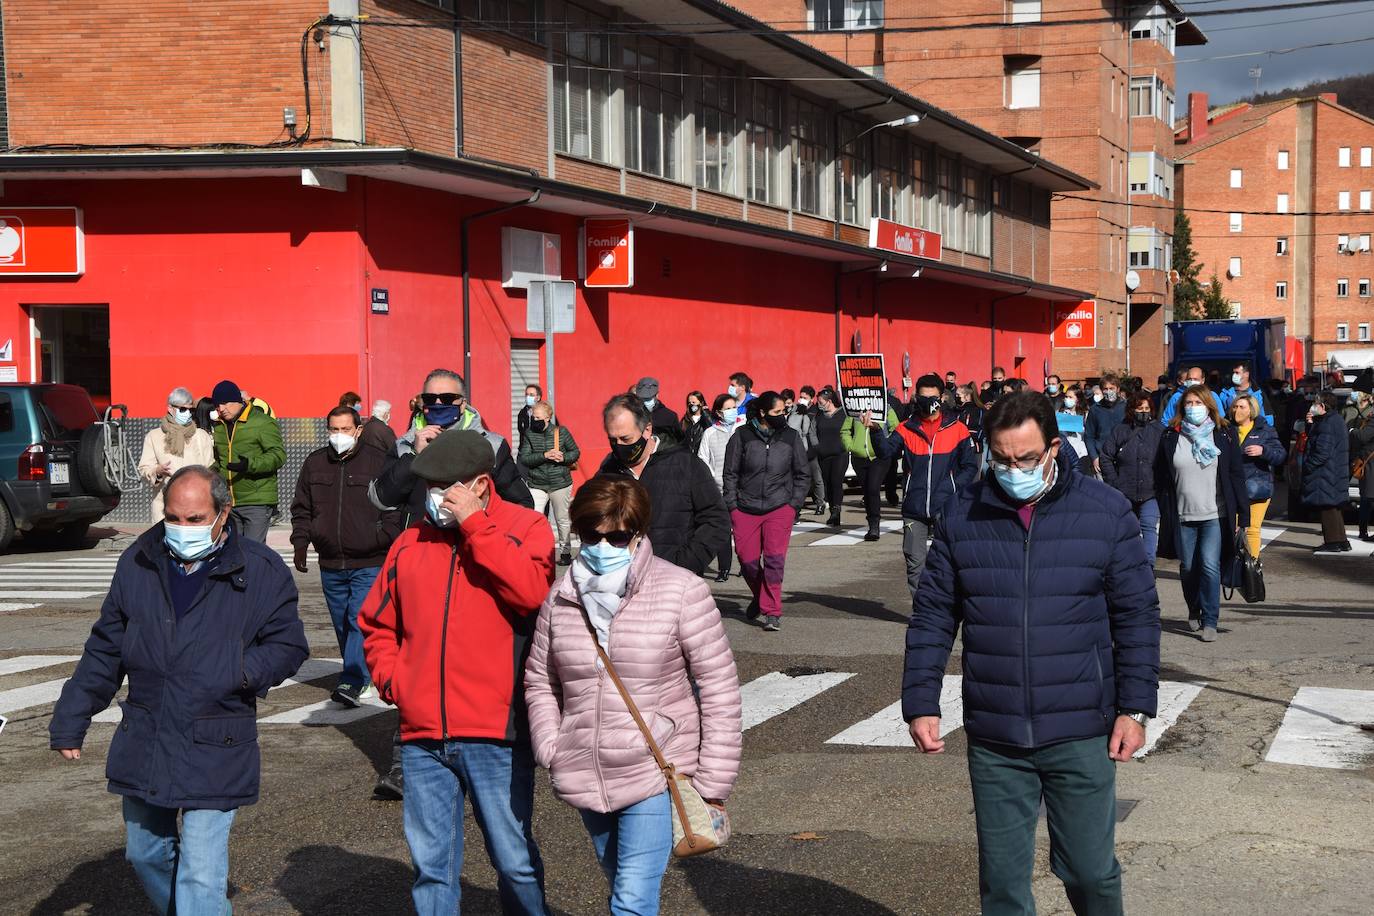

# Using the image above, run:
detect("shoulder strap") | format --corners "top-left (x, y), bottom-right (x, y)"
top-left (574, 604), bottom-right (672, 774)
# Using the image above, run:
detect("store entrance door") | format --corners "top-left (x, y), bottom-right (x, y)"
top-left (32, 305), bottom-right (111, 410)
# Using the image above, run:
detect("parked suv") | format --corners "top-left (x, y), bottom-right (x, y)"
top-left (0, 384), bottom-right (121, 550)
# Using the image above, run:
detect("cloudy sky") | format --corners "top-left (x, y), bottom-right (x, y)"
top-left (1177, 1), bottom-right (1374, 104)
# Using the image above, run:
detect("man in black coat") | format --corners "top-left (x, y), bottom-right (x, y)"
top-left (597, 393), bottom-right (729, 575)
top-left (50, 467), bottom-right (308, 915)
top-left (633, 377), bottom-right (681, 447)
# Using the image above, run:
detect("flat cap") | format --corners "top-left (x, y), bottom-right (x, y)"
top-left (633, 377), bottom-right (660, 399)
top-left (411, 429), bottom-right (495, 485)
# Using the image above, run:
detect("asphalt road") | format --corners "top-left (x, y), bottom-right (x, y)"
top-left (0, 503), bottom-right (1371, 916)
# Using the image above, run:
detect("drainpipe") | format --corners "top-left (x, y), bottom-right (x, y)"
top-left (989, 287), bottom-right (1031, 378)
top-left (834, 265), bottom-right (843, 355)
top-left (460, 190), bottom-right (541, 399)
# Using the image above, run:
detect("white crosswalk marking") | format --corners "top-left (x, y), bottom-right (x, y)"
top-left (0, 678), bottom-right (68, 715)
top-left (1136, 681), bottom-right (1206, 758)
top-left (808, 519), bottom-right (904, 547)
top-left (739, 670), bottom-right (855, 730)
top-left (1309, 530), bottom-right (1374, 558)
top-left (826, 676), bottom-right (964, 746)
top-left (0, 604), bottom-right (41, 613)
top-left (1259, 525), bottom-right (1286, 548)
top-left (0, 655), bottom-right (83, 676)
top-left (259, 695), bottom-right (391, 725)
top-left (92, 658), bottom-right (348, 723)
top-left (1265, 687), bottom-right (1374, 770)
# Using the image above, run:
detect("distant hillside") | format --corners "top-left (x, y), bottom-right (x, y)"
top-left (1232, 71), bottom-right (1374, 119)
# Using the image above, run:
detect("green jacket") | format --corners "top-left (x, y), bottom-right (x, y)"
top-left (518, 423), bottom-right (581, 492)
top-left (841, 408), bottom-right (898, 460)
top-left (214, 402), bottom-right (286, 507)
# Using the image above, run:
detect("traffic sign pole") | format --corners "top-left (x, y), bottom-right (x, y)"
top-left (543, 281), bottom-right (556, 412)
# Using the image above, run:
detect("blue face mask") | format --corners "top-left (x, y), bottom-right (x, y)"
top-left (643, 398), bottom-right (657, 411)
top-left (164, 513), bottom-right (225, 561)
top-left (1046, 384), bottom-right (1059, 396)
top-left (171, 407), bottom-right (192, 425)
top-left (727, 384), bottom-right (739, 398)
top-left (1231, 373), bottom-right (1244, 387)
top-left (525, 395), bottom-right (536, 408)
top-left (424, 405), bottom-right (462, 429)
top-left (581, 540), bottom-right (633, 576)
top-left (1184, 405), bottom-right (1209, 425)
top-left (720, 407), bottom-right (738, 426)
top-left (992, 453), bottom-right (1051, 504)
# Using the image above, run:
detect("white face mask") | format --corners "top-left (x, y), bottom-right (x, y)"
top-left (798, 397), bottom-right (810, 407)
top-left (171, 407), bottom-right (192, 425)
top-left (209, 409), bottom-right (220, 422)
top-left (426, 486), bottom-right (457, 527)
top-left (328, 432), bottom-right (357, 455)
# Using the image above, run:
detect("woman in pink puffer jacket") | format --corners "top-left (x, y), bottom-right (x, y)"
top-left (525, 477), bottom-right (742, 915)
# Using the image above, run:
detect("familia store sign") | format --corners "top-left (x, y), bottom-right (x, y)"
top-left (580, 218), bottom-right (634, 288)
top-left (0, 207), bottom-right (85, 277)
top-left (868, 217), bottom-right (942, 261)
top-left (1053, 300), bottom-right (1097, 349)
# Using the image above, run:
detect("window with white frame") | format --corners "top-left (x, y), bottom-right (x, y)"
top-left (872, 132), bottom-right (910, 224)
top-left (1277, 193), bottom-right (1289, 213)
top-left (1337, 277), bottom-right (1349, 297)
top-left (696, 60), bottom-right (737, 194)
top-left (1276, 236), bottom-right (1289, 256)
top-left (791, 97), bottom-right (831, 217)
top-left (623, 37), bottom-right (685, 181)
top-left (1337, 323), bottom-right (1349, 341)
top-left (837, 117), bottom-right (869, 226)
top-left (1339, 146), bottom-right (1352, 167)
top-left (811, 0), bottom-right (883, 31)
top-left (1363, 233), bottom-right (1373, 251)
top-left (1129, 77), bottom-right (1153, 117)
top-left (551, 5), bottom-right (611, 162)
top-left (938, 156), bottom-right (963, 250)
top-left (1006, 59), bottom-right (1041, 110)
top-left (1277, 149), bottom-right (1290, 170)
top-left (1229, 212), bottom-right (1243, 232)
top-left (1363, 147), bottom-right (1373, 167)
top-left (1340, 233), bottom-right (1350, 251)
top-left (1362, 323), bottom-right (1372, 341)
top-left (1361, 279), bottom-right (1372, 298)
top-left (1127, 152), bottom-right (1173, 199)
top-left (1010, 0), bottom-right (1041, 24)
top-left (1339, 190), bottom-right (1351, 210)
top-left (1229, 256), bottom-right (1242, 277)
top-left (1275, 280), bottom-right (1288, 300)
top-left (1128, 4), bottom-right (1176, 49)
top-left (1361, 190), bottom-right (1372, 210)
top-left (963, 166), bottom-right (990, 256)
top-left (1230, 168), bottom-right (1243, 188)
top-left (1127, 227), bottom-right (1163, 268)
top-left (746, 84), bottom-right (784, 206)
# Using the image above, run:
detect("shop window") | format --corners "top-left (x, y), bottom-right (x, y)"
top-left (696, 60), bottom-right (738, 194)
top-left (623, 36), bottom-right (685, 181)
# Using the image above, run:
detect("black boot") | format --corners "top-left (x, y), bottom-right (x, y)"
top-left (864, 523), bottom-right (881, 542)
top-left (827, 512), bottom-right (842, 527)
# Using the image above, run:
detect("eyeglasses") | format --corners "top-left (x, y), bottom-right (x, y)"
top-left (989, 450), bottom-right (1048, 474)
top-left (421, 392), bottom-right (466, 407)
top-left (580, 529), bottom-right (635, 548)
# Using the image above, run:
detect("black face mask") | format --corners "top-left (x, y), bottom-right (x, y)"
top-left (764, 413), bottom-right (788, 431)
top-left (610, 436), bottom-right (648, 466)
top-left (688, 404), bottom-right (701, 414)
top-left (530, 419), bottom-right (547, 434)
top-left (1132, 411), bottom-right (1153, 426)
top-left (914, 395), bottom-right (941, 417)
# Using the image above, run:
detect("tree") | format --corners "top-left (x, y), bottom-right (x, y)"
top-left (1171, 210), bottom-right (1204, 321)
top-left (1200, 274), bottom-right (1234, 319)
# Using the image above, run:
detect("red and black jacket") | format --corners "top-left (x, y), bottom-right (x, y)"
top-left (876, 412), bottom-right (981, 523)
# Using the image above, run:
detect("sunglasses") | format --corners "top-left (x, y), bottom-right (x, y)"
top-left (580, 529), bottom-right (635, 548)
top-left (421, 392), bottom-right (466, 407)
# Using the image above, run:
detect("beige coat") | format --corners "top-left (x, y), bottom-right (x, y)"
top-left (137, 424), bottom-right (216, 520)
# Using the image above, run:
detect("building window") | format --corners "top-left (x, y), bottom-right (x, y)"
top-left (1128, 152), bottom-right (1173, 199)
top-left (1361, 279), bottom-right (1372, 299)
top-left (623, 37), bottom-right (685, 181)
top-left (1277, 149), bottom-right (1290, 170)
top-left (1339, 146), bottom-right (1351, 167)
top-left (1275, 280), bottom-right (1288, 300)
top-left (1006, 59), bottom-right (1041, 110)
top-left (1129, 77), bottom-right (1153, 117)
top-left (551, 6), bottom-right (611, 162)
top-left (1010, 0), bottom-right (1041, 23)
top-left (1128, 227), bottom-right (1162, 268)
top-left (791, 97), bottom-right (831, 217)
top-left (1363, 234), bottom-right (1373, 252)
top-left (1339, 190), bottom-right (1351, 210)
top-left (1362, 323), bottom-right (1372, 341)
top-left (912, 147), bottom-right (933, 229)
top-left (872, 131), bottom-right (910, 224)
top-left (837, 117), bottom-right (869, 226)
top-left (963, 166), bottom-right (990, 256)
top-left (1362, 190), bottom-right (1372, 210)
top-left (1128, 3), bottom-right (1175, 49)
top-left (1276, 237), bottom-right (1289, 256)
top-left (1230, 168), bottom-right (1242, 188)
top-left (1229, 256), bottom-right (1242, 277)
top-left (1339, 233), bottom-right (1350, 252)
top-left (1363, 147), bottom-right (1373, 168)
top-left (1337, 278), bottom-right (1349, 297)
top-left (938, 156), bottom-right (962, 251)
top-left (1337, 323), bottom-right (1349, 342)
top-left (696, 60), bottom-right (737, 194)
top-left (1229, 212), bottom-right (1242, 232)
top-left (1277, 193), bottom-right (1289, 213)
top-left (811, 0), bottom-right (883, 31)
top-left (746, 84), bottom-right (784, 206)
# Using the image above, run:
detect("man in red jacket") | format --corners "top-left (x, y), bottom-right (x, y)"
top-left (360, 430), bottom-right (555, 915)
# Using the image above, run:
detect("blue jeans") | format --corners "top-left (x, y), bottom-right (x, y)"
top-left (579, 791), bottom-right (674, 916)
top-left (967, 737), bottom-right (1122, 916)
top-left (319, 566), bottom-right (379, 688)
top-left (1177, 518), bottom-right (1222, 628)
top-left (1134, 499), bottom-right (1160, 568)
top-left (401, 740), bottom-right (547, 916)
top-left (122, 796), bottom-right (236, 916)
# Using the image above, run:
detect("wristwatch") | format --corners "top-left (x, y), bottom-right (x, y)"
top-left (1119, 710), bottom-right (1150, 726)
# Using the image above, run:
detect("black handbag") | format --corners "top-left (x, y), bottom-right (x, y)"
top-left (1222, 530), bottom-right (1265, 604)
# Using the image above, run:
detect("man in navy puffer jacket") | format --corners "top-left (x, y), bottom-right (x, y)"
top-left (904, 390), bottom-right (1160, 916)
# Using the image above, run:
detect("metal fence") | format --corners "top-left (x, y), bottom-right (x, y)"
top-left (107, 417), bottom-right (328, 524)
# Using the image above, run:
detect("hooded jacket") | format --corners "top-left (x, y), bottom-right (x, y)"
top-left (524, 542), bottom-right (742, 813)
top-left (903, 448), bottom-right (1161, 748)
top-left (875, 411), bottom-right (980, 523)
top-left (358, 490), bottom-right (555, 742)
top-left (49, 525), bottom-right (309, 809)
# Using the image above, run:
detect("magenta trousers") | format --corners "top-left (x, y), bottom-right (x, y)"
top-left (731, 505), bottom-right (794, 618)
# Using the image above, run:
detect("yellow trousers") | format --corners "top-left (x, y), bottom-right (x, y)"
top-left (1246, 500), bottom-right (1270, 557)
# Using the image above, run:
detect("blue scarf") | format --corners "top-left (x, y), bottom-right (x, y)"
top-left (1181, 418), bottom-right (1220, 467)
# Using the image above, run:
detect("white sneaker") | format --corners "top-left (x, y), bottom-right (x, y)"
top-left (359, 684), bottom-right (376, 700)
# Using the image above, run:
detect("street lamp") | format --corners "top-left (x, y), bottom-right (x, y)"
top-left (851, 112), bottom-right (924, 144)
top-left (835, 112), bottom-right (924, 232)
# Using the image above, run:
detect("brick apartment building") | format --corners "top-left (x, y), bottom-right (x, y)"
top-left (0, 0), bottom-right (1093, 483)
top-left (1175, 92), bottom-right (1374, 372)
top-left (731, 0), bottom-right (1206, 385)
